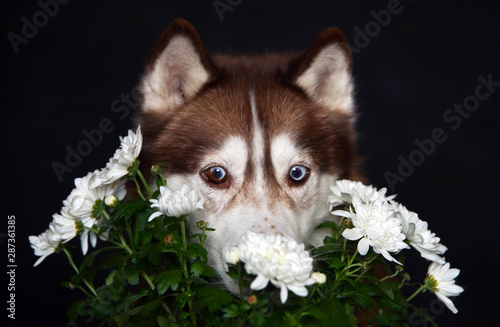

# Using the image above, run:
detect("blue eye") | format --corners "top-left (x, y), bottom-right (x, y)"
top-left (204, 166), bottom-right (227, 184)
top-left (289, 165), bottom-right (310, 182)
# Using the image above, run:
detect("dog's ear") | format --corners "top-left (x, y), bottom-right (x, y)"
top-left (289, 27), bottom-right (354, 114)
top-left (140, 19), bottom-right (216, 113)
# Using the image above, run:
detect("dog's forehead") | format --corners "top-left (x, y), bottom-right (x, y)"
top-left (144, 76), bottom-right (353, 177)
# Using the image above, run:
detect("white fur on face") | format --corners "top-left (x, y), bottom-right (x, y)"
top-left (249, 90), bottom-right (266, 199)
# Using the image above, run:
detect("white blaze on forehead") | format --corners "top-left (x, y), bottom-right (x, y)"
top-left (249, 90), bottom-right (265, 185)
top-left (271, 134), bottom-right (302, 179)
top-left (200, 136), bottom-right (248, 187)
top-left (217, 136), bottom-right (248, 178)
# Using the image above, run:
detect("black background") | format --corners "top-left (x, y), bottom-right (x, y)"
top-left (2, 1), bottom-right (499, 326)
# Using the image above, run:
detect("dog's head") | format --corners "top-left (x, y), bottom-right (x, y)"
top-left (137, 19), bottom-right (363, 292)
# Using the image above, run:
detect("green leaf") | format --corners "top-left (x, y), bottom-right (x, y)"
top-left (125, 267), bottom-right (140, 285)
top-left (187, 243), bottom-right (208, 262)
top-left (156, 270), bottom-right (183, 295)
top-left (194, 286), bottom-right (235, 313)
top-left (222, 303), bottom-right (240, 318)
top-left (141, 230), bottom-right (154, 244)
top-left (329, 258), bottom-right (347, 269)
top-left (66, 300), bottom-right (87, 322)
top-left (190, 261), bottom-right (217, 277)
top-left (106, 270), bottom-right (118, 286)
top-left (112, 197), bottom-right (147, 221)
top-left (78, 246), bottom-right (119, 272)
top-left (328, 297), bottom-right (357, 327)
top-left (179, 312), bottom-right (191, 320)
top-left (157, 316), bottom-right (171, 327)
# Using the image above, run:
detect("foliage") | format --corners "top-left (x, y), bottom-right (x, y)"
top-left (56, 166), bottom-right (443, 327)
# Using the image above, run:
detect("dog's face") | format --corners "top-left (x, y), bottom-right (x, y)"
top-left (137, 19), bottom-right (362, 292)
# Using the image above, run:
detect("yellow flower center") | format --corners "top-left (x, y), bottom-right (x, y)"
top-left (426, 275), bottom-right (439, 292)
top-left (75, 221), bottom-right (84, 235)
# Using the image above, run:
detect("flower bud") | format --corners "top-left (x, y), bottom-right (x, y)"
top-left (225, 248), bottom-right (240, 265)
top-left (151, 163), bottom-right (166, 176)
top-left (311, 272), bottom-right (327, 285)
top-left (151, 165), bottom-right (161, 175)
top-left (342, 218), bottom-right (353, 228)
top-left (197, 220), bottom-right (209, 231)
top-left (105, 195), bottom-right (119, 208)
top-left (247, 295), bottom-right (257, 305)
top-left (403, 272), bottom-right (411, 282)
top-left (164, 234), bottom-right (174, 246)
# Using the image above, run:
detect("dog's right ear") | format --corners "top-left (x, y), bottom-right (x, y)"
top-left (140, 19), bottom-right (216, 113)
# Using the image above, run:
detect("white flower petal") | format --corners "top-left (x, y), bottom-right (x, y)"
top-left (280, 283), bottom-right (289, 304)
top-left (435, 292), bottom-right (459, 314)
top-left (250, 274), bottom-right (269, 290)
top-left (332, 210), bottom-right (351, 218)
top-left (287, 284), bottom-right (308, 297)
top-left (357, 237), bottom-right (370, 255)
top-left (342, 228), bottom-right (364, 241)
top-left (148, 211), bottom-right (163, 222)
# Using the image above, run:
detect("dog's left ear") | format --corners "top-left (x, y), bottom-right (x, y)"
top-left (140, 19), bottom-right (216, 113)
top-left (289, 27), bottom-right (354, 114)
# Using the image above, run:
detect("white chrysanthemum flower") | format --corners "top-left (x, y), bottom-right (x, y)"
top-left (29, 222), bottom-right (63, 267)
top-left (392, 203), bottom-right (447, 264)
top-left (227, 231), bottom-right (316, 304)
top-left (91, 125), bottom-right (143, 188)
top-left (335, 198), bottom-right (409, 265)
top-left (51, 213), bottom-right (81, 242)
top-left (58, 170), bottom-right (126, 254)
top-left (329, 179), bottom-right (395, 209)
top-left (425, 262), bottom-right (464, 314)
top-left (148, 185), bottom-right (204, 221)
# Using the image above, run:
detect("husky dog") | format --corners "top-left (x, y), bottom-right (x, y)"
top-left (137, 19), bottom-right (363, 293)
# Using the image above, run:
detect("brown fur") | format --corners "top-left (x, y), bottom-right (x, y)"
top-left (137, 19), bottom-right (364, 186)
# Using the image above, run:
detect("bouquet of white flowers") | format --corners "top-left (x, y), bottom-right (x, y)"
top-left (30, 126), bottom-right (463, 326)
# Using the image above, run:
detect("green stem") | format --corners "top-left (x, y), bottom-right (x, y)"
top-left (179, 218), bottom-right (197, 326)
top-left (380, 269), bottom-right (400, 282)
top-left (332, 248), bottom-right (360, 293)
top-left (101, 210), bottom-right (112, 221)
top-left (136, 170), bottom-right (152, 198)
top-left (296, 285), bottom-right (317, 319)
top-left (133, 177), bottom-right (147, 201)
top-left (118, 234), bottom-right (133, 254)
top-left (406, 284), bottom-right (427, 302)
top-left (237, 263), bottom-right (245, 302)
top-left (335, 217), bottom-right (345, 240)
top-left (88, 227), bottom-right (132, 254)
top-left (126, 221), bottom-right (135, 251)
top-left (340, 238), bottom-right (347, 262)
top-left (141, 272), bottom-right (155, 290)
top-left (348, 248), bottom-right (358, 266)
top-left (63, 248), bottom-right (99, 298)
